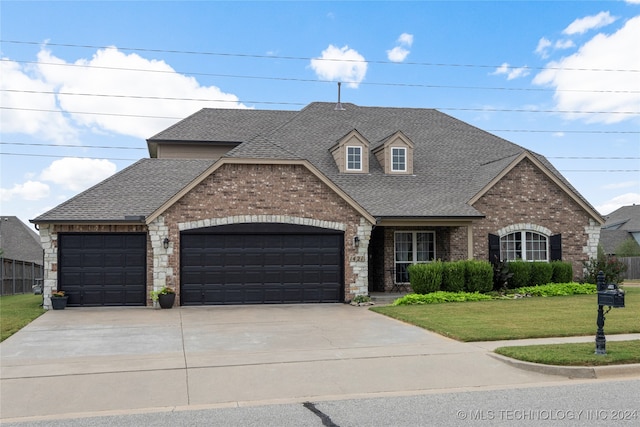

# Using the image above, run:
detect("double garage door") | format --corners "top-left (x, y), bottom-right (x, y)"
top-left (58, 233), bottom-right (146, 306)
top-left (181, 223), bottom-right (344, 305)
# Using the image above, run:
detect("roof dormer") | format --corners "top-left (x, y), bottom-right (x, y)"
top-left (330, 129), bottom-right (370, 173)
top-left (372, 131), bottom-right (414, 174)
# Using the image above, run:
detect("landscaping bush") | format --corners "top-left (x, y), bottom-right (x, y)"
top-left (407, 261), bottom-right (443, 294)
top-left (515, 282), bottom-right (596, 297)
top-left (507, 261), bottom-right (531, 288)
top-left (463, 260), bottom-right (493, 293)
top-left (392, 291), bottom-right (493, 305)
top-left (492, 260), bottom-right (513, 291)
top-left (530, 262), bottom-right (553, 286)
top-left (583, 245), bottom-right (628, 284)
top-left (551, 261), bottom-right (573, 283)
top-left (442, 261), bottom-right (465, 292)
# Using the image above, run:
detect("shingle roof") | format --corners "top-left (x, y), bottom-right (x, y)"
top-left (603, 205), bottom-right (640, 231)
top-left (33, 102), bottom-right (599, 222)
top-left (0, 216), bottom-right (42, 264)
top-left (33, 159), bottom-right (215, 222)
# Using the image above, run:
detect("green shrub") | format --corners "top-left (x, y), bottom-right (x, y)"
top-left (408, 261), bottom-right (443, 294)
top-left (530, 262), bottom-right (553, 286)
top-left (442, 261), bottom-right (465, 292)
top-left (508, 261), bottom-right (531, 288)
top-left (515, 282), bottom-right (596, 297)
top-left (583, 245), bottom-right (628, 284)
top-left (392, 291), bottom-right (493, 305)
top-left (464, 260), bottom-right (493, 293)
top-left (551, 261), bottom-right (573, 283)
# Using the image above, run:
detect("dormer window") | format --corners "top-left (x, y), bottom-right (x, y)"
top-left (373, 131), bottom-right (414, 175)
top-left (347, 146), bottom-right (362, 171)
top-left (391, 147), bottom-right (406, 172)
top-left (330, 130), bottom-right (369, 173)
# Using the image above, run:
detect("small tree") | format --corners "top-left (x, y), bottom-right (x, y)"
top-left (614, 237), bottom-right (640, 257)
top-left (583, 244), bottom-right (628, 284)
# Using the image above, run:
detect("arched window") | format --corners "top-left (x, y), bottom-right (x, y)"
top-left (500, 231), bottom-right (548, 261)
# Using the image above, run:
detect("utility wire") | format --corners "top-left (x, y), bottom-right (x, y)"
top-left (2, 59), bottom-right (637, 95)
top-left (2, 40), bottom-right (639, 72)
top-left (3, 151), bottom-right (637, 171)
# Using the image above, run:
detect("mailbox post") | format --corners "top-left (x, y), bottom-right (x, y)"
top-left (595, 271), bottom-right (626, 355)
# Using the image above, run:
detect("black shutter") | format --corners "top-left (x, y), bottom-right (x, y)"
top-left (550, 234), bottom-right (562, 261)
top-left (488, 234), bottom-right (500, 264)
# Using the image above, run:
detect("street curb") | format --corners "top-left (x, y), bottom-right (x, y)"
top-left (488, 353), bottom-right (640, 379)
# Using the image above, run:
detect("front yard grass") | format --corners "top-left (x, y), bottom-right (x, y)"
top-left (495, 340), bottom-right (640, 366)
top-left (0, 294), bottom-right (45, 342)
top-left (371, 286), bottom-right (640, 342)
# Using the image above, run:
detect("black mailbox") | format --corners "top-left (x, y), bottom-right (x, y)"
top-left (597, 284), bottom-right (625, 308)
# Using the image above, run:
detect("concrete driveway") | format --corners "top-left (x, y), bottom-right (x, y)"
top-left (1, 304), bottom-right (564, 421)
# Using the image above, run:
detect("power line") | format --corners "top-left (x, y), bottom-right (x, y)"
top-left (3, 105), bottom-right (638, 119)
top-left (2, 142), bottom-right (638, 158)
top-left (3, 59), bottom-right (637, 95)
top-left (2, 151), bottom-right (638, 170)
top-left (0, 142), bottom-right (146, 150)
top-left (3, 39), bottom-right (639, 73)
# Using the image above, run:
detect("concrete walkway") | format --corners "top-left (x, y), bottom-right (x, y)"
top-left (1, 305), bottom-right (638, 422)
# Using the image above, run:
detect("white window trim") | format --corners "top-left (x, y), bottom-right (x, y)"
top-left (394, 231), bottom-right (436, 283)
top-left (500, 230), bottom-right (549, 262)
top-left (346, 146), bottom-right (362, 171)
top-left (391, 147), bottom-right (407, 172)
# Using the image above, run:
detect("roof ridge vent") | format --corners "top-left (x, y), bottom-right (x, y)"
top-left (335, 82), bottom-right (346, 111)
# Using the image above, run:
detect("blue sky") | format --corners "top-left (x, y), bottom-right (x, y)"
top-left (1, 1), bottom-right (639, 230)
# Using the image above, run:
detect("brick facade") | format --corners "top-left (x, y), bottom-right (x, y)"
top-left (471, 158), bottom-right (597, 278)
top-left (158, 163), bottom-right (372, 304)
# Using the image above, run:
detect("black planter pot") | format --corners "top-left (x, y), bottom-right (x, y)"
top-left (158, 293), bottom-right (176, 309)
top-left (51, 296), bottom-right (68, 310)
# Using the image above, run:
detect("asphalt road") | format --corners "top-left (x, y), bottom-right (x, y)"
top-left (5, 378), bottom-right (639, 426)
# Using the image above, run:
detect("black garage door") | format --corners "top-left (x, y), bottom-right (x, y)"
top-left (58, 233), bottom-right (146, 306)
top-left (181, 223), bottom-right (344, 305)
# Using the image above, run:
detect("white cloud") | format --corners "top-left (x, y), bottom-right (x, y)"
top-left (596, 193), bottom-right (640, 215)
top-left (1, 46), bottom-right (247, 141)
top-left (554, 39), bottom-right (576, 50)
top-left (387, 33), bottom-right (414, 63)
top-left (387, 46), bottom-right (411, 63)
top-left (601, 181), bottom-right (640, 190)
top-left (397, 33), bottom-right (414, 47)
top-left (563, 11), bottom-right (617, 35)
top-left (0, 58), bottom-right (78, 143)
top-left (40, 158), bottom-right (117, 192)
top-left (626, 0), bottom-right (640, 4)
top-left (310, 45), bottom-right (368, 88)
top-left (491, 63), bottom-right (530, 80)
top-left (0, 181), bottom-right (50, 202)
top-left (535, 37), bottom-right (552, 58)
top-left (533, 16), bottom-right (640, 124)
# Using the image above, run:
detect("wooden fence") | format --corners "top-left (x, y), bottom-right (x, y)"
top-left (1, 258), bottom-right (44, 296)
top-left (620, 256), bottom-right (640, 280)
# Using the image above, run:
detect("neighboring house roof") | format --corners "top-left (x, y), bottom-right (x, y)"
top-left (32, 102), bottom-right (602, 224)
top-left (602, 205), bottom-right (640, 231)
top-left (600, 204), bottom-right (640, 254)
top-left (0, 216), bottom-right (43, 264)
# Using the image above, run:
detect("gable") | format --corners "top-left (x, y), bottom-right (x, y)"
top-left (329, 129), bottom-right (370, 173)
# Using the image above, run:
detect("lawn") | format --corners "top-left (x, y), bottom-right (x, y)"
top-left (371, 286), bottom-right (640, 342)
top-left (0, 294), bottom-right (45, 342)
top-left (495, 340), bottom-right (640, 366)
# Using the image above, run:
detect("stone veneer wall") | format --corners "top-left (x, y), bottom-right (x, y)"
top-left (38, 223), bottom-right (148, 309)
top-left (157, 163), bottom-right (372, 303)
top-left (471, 158), bottom-right (600, 278)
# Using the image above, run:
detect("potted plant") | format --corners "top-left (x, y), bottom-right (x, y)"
top-left (151, 286), bottom-right (176, 309)
top-left (50, 290), bottom-right (68, 310)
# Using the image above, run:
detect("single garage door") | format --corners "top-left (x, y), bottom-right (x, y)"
top-left (58, 233), bottom-right (146, 306)
top-left (181, 223), bottom-right (344, 305)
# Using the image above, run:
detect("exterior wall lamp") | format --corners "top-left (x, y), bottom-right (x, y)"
top-left (163, 237), bottom-right (170, 250)
top-left (354, 236), bottom-right (360, 247)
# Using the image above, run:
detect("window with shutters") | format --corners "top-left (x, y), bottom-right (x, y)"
top-left (500, 231), bottom-right (548, 261)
